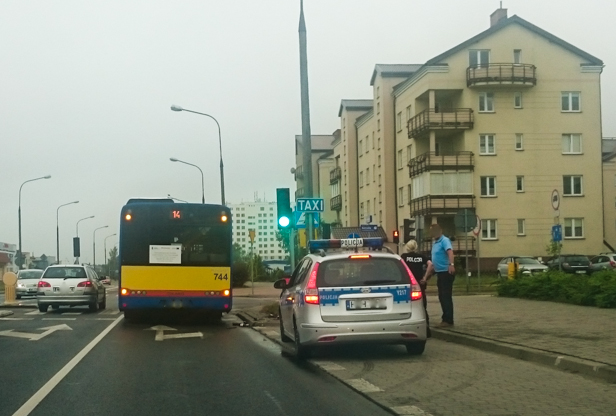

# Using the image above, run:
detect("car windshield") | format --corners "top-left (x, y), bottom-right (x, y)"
top-left (564, 256), bottom-right (589, 263)
top-left (517, 258), bottom-right (542, 265)
top-left (18, 270), bottom-right (43, 279)
top-left (317, 257), bottom-right (409, 288)
top-left (43, 267), bottom-right (87, 279)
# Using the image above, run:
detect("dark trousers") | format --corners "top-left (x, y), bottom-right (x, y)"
top-left (420, 284), bottom-right (431, 337)
top-left (436, 272), bottom-right (455, 324)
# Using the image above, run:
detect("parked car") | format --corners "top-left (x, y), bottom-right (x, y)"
top-left (16, 269), bottom-right (44, 298)
top-left (546, 255), bottom-right (591, 275)
top-left (589, 253), bottom-right (616, 273)
top-left (99, 275), bottom-right (111, 285)
top-left (496, 256), bottom-right (548, 279)
top-left (36, 265), bottom-right (106, 312)
top-left (275, 237), bottom-right (427, 359)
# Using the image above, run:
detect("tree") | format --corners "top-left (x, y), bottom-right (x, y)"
top-left (545, 240), bottom-right (562, 257)
top-left (107, 247), bottom-right (118, 279)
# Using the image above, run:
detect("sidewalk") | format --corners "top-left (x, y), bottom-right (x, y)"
top-left (233, 281), bottom-right (280, 298)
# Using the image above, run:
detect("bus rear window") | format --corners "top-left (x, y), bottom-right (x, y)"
top-left (317, 258), bottom-right (409, 288)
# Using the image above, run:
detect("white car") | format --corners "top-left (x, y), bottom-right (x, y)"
top-left (16, 269), bottom-right (44, 298)
top-left (36, 265), bottom-right (106, 312)
top-left (274, 238), bottom-right (427, 359)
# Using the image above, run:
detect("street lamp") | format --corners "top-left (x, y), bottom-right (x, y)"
top-left (93, 225), bottom-right (109, 271)
top-left (56, 201), bottom-right (79, 265)
top-left (104, 233), bottom-right (117, 277)
top-left (169, 158), bottom-right (205, 204)
top-left (167, 194), bottom-right (189, 203)
top-left (18, 175), bottom-right (52, 269)
top-left (170, 104), bottom-right (225, 205)
top-left (75, 216), bottom-right (94, 263)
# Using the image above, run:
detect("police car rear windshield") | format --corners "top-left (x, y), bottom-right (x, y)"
top-left (317, 258), bottom-right (409, 288)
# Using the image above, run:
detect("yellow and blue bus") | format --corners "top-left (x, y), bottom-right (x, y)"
top-left (118, 199), bottom-right (232, 320)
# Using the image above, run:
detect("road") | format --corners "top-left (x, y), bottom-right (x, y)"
top-left (0, 289), bottom-right (389, 416)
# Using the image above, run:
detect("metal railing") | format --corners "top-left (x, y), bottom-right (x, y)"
top-left (330, 167), bottom-right (341, 184)
top-left (407, 108), bottom-right (474, 139)
top-left (408, 151), bottom-right (474, 178)
top-left (330, 195), bottom-right (342, 211)
top-left (410, 194), bottom-right (475, 217)
top-left (467, 63), bottom-right (536, 87)
top-left (419, 235), bottom-right (476, 255)
top-left (294, 166), bottom-right (304, 180)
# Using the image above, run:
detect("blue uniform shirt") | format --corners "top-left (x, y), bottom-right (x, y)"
top-left (431, 235), bottom-right (453, 273)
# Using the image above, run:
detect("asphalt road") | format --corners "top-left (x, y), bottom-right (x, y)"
top-left (0, 290), bottom-right (390, 416)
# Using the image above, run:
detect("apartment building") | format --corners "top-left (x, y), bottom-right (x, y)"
top-left (333, 8), bottom-right (605, 265)
top-left (228, 201), bottom-right (288, 261)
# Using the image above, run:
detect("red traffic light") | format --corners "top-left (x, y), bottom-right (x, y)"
top-left (392, 230), bottom-right (400, 244)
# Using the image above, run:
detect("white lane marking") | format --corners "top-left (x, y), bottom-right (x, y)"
top-left (12, 315), bottom-right (123, 416)
top-left (391, 405), bottom-right (434, 415)
top-left (264, 390), bottom-right (289, 416)
top-left (61, 313), bottom-right (82, 316)
top-left (313, 361), bottom-right (346, 371)
top-left (88, 318), bottom-right (117, 321)
top-left (0, 324), bottom-right (71, 341)
top-left (98, 310), bottom-right (120, 315)
top-left (346, 379), bottom-right (383, 393)
top-left (146, 325), bottom-right (203, 341)
top-left (0, 310), bottom-right (14, 317)
top-left (25, 311), bottom-right (45, 316)
top-left (0, 318), bottom-right (34, 321)
top-left (42, 318), bottom-right (76, 321)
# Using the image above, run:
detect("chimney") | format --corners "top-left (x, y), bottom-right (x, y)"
top-left (490, 7), bottom-right (508, 27)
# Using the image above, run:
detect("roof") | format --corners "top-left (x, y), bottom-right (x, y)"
top-left (338, 99), bottom-right (373, 117)
top-left (370, 64), bottom-right (423, 86)
top-left (294, 135), bottom-right (336, 152)
top-left (426, 15), bottom-right (603, 67)
top-left (331, 226), bottom-right (388, 241)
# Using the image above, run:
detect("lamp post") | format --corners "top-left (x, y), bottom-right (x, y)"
top-left (169, 158), bottom-right (205, 204)
top-left (75, 216), bottom-right (94, 263)
top-left (18, 175), bottom-right (52, 269)
top-left (170, 104), bottom-right (225, 205)
top-left (104, 233), bottom-right (117, 277)
top-left (93, 225), bottom-right (109, 271)
top-left (167, 194), bottom-right (189, 203)
top-left (56, 201), bottom-right (79, 265)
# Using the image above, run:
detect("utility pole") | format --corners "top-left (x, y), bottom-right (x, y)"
top-left (298, 0), bottom-right (314, 243)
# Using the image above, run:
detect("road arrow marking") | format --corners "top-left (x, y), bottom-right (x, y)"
top-left (0, 324), bottom-right (72, 341)
top-left (146, 325), bottom-right (203, 341)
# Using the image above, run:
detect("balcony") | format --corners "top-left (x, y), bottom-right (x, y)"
top-left (330, 167), bottom-right (341, 184)
top-left (418, 235), bottom-right (476, 256)
top-left (294, 166), bottom-right (304, 181)
top-left (330, 195), bottom-right (342, 211)
top-left (407, 109), bottom-right (474, 139)
top-left (410, 194), bottom-right (475, 217)
top-left (409, 151), bottom-right (474, 178)
top-left (467, 63), bottom-right (536, 88)
top-left (295, 188), bottom-right (305, 199)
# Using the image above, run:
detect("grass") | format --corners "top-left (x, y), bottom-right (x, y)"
top-left (424, 273), bottom-right (501, 294)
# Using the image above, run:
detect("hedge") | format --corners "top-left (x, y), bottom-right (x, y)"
top-left (497, 270), bottom-right (616, 308)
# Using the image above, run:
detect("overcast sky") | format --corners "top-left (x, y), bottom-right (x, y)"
top-left (1, 0), bottom-right (614, 264)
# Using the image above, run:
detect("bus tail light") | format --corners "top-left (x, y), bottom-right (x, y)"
top-left (38, 281), bottom-right (51, 288)
top-left (121, 288), bottom-right (129, 295)
top-left (77, 281), bottom-right (93, 288)
top-left (223, 289), bottom-right (230, 297)
top-left (304, 263), bottom-right (320, 305)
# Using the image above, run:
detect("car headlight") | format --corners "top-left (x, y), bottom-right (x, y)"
top-left (17, 283), bottom-right (24, 288)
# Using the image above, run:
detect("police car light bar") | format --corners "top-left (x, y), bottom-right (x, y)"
top-left (308, 237), bottom-right (384, 252)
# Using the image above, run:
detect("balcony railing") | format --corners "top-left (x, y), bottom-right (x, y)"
top-left (330, 195), bottom-right (342, 211)
top-left (467, 63), bottom-right (537, 87)
top-left (408, 151), bottom-right (474, 178)
top-left (410, 194), bottom-right (475, 217)
top-left (330, 167), bottom-right (341, 184)
top-left (295, 188), bottom-right (305, 199)
top-left (294, 166), bottom-right (304, 180)
top-left (407, 109), bottom-right (474, 139)
top-left (418, 235), bottom-right (476, 256)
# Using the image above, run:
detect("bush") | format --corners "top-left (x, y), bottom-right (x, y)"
top-left (497, 270), bottom-right (616, 308)
top-left (231, 262), bottom-right (250, 288)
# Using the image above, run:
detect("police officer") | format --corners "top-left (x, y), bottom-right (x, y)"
top-left (400, 239), bottom-right (431, 337)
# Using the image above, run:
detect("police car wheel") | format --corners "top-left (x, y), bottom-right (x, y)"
top-left (280, 311), bottom-right (292, 342)
top-left (294, 320), bottom-right (312, 359)
top-left (405, 341), bottom-right (426, 356)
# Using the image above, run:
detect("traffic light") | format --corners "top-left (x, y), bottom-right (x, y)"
top-left (73, 237), bottom-right (81, 258)
top-left (276, 188), bottom-right (292, 229)
top-left (392, 230), bottom-right (400, 244)
top-left (403, 218), bottom-right (416, 243)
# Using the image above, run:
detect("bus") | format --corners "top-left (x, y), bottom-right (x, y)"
top-left (118, 198), bottom-right (232, 320)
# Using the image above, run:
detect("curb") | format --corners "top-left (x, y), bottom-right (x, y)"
top-left (432, 329), bottom-right (616, 384)
top-left (0, 303), bottom-right (37, 309)
top-left (0, 310), bottom-right (15, 317)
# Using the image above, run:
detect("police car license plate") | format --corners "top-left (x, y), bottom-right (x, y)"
top-left (346, 298), bottom-right (387, 310)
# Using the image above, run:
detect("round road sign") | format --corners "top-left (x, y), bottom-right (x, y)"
top-left (551, 189), bottom-right (560, 211)
top-left (2, 272), bottom-right (17, 286)
top-left (472, 215), bottom-right (481, 236)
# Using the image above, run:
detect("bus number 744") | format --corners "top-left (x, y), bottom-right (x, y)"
top-left (214, 273), bottom-right (229, 281)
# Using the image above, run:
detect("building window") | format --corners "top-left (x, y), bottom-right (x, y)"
top-left (372, 165), bottom-right (376, 182)
top-left (365, 136), bottom-right (369, 153)
top-left (379, 191), bottom-right (382, 203)
top-left (479, 92), bottom-right (494, 112)
top-left (366, 168), bottom-right (370, 185)
top-left (406, 105), bottom-right (412, 121)
top-left (377, 102), bottom-right (380, 114)
top-left (378, 138), bottom-right (381, 150)
top-left (398, 187), bottom-right (404, 207)
top-left (480, 176), bottom-right (496, 197)
top-left (367, 200), bottom-right (371, 216)
top-left (378, 155), bottom-right (381, 167)
top-left (515, 133), bottom-right (524, 150)
top-left (513, 49), bottom-right (522, 64)
top-left (396, 112), bottom-right (402, 132)
top-left (358, 140), bottom-right (363, 157)
top-left (359, 171), bottom-right (364, 187)
top-left (372, 132), bottom-right (375, 149)
top-left (517, 219), bottom-right (525, 236)
top-left (479, 134), bottom-right (496, 155)
top-left (469, 49), bottom-right (490, 67)
top-left (562, 134), bottom-right (582, 154)
top-left (360, 202), bottom-right (364, 219)
top-left (563, 175), bottom-right (583, 196)
top-left (562, 92), bottom-right (581, 112)
top-left (406, 145), bottom-right (412, 163)
top-left (397, 150), bottom-right (404, 169)
top-left (377, 119), bottom-right (381, 131)
top-left (378, 174), bottom-right (381, 186)
top-left (514, 92), bottom-right (523, 108)
top-left (516, 176), bottom-right (524, 192)
top-left (564, 218), bottom-right (584, 238)
top-left (377, 86), bottom-right (380, 98)
top-left (407, 185), bottom-right (412, 204)
top-left (481, 219), bottom-right (497, 240)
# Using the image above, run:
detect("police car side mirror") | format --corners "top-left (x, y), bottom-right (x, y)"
top-left (274, 279), bottom-right (288, 290)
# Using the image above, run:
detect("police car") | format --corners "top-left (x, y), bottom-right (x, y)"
top-left (274, 237), bottom-right (427, 359)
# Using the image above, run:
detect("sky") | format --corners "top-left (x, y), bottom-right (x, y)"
top-left (1, 0), bottom-right (614, 264)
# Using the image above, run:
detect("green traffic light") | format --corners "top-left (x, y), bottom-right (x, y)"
top-left (278, 216), bottom-right (290, 228)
